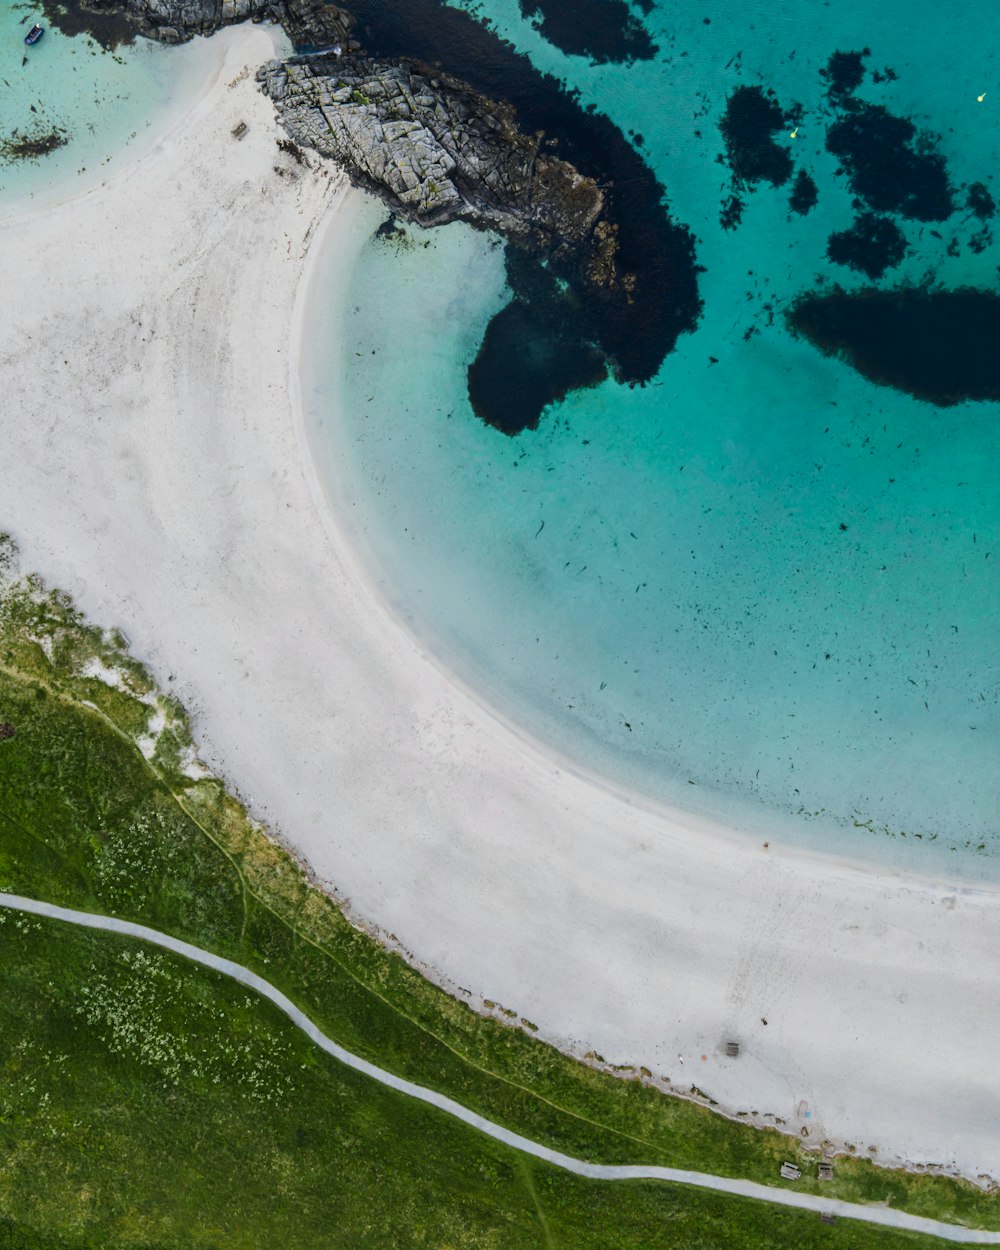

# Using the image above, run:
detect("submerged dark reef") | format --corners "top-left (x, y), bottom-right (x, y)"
top-left (720, 84), bottom-right (810, 231)
top-left (967, 182), bottom-right (995, 220)
top-left (43, 0), bottom-right (700, 435)
top-left (716, 49), bottom-right (984, 287)
top-left (820, 48), bottom-right (869, 100)
top-left (818, 46), bottom-right (955, 244)
top-left (788, 287), bottom-right (1000, 405)
top-left (517, 0), bottom-right (657, 66)
top-left (717, 85), bottom-right (799, 230)
top-left (32, 0), bottom-right (137, 49)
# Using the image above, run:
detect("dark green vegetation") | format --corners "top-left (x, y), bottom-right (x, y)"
top-left (0, 916), bottom-right (967, 1250)
top-left (0, 559), bottom-right (997, 1245)
top-left (787, 286), bottom-right (1000, 405)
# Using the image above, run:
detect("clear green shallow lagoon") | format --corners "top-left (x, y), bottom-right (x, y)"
top-left (305, 0), bottom-right (999, 873)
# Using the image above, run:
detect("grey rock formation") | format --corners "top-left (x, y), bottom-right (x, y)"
top-left (60, 0), bottom-right (604, 259)
top-left (105, 0), bottom-right (354, 50)
top-left (257, 55), bottom-right (604, 248)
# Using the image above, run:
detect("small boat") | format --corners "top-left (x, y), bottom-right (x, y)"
top-left (24, 24), bottom-right (44, 47)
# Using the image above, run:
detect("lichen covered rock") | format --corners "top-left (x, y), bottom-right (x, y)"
top-left (113, 0), bottom-right (354, 49)
top-left (257, 54), bottom-right (604, 248)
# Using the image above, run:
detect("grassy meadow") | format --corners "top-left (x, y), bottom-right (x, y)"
top-left (0, 549), bottom-right (996, 1246)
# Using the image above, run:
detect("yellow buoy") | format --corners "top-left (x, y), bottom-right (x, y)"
top-left (790, 127), bottom-right (798, 138)
top-left (978, 92), bottom-right (987, 102)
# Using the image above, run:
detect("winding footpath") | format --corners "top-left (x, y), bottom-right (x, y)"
top-left (1, 891), bottom-right (994, 1246)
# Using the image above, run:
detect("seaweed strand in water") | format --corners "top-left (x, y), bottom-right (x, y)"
top-left (0, 129), bottom-right (68, 162)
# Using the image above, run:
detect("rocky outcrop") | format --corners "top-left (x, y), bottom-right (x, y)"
top-left (69, 0), bottom-right (605, 256)
top-left (50, 0), bottom-right (699, 432)
top-left (72, 0), bottom-right (354, 50)
top-left (257, 55), bottom-right (604, 249)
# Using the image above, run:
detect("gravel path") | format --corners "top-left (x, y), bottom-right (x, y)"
top-left (1, 890), bottom-right (993, 1245)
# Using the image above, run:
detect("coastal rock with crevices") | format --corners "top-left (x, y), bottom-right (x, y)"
top-left (93, 0), bottom-right (355, 50)
top-left (256, 54), bottom-right (604, 248)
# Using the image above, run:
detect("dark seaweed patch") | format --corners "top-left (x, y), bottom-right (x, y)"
top-left (276, 136), bottom-right (307, 165)
top-left (720, 191), bottom-right (744, 231)
top-left (518, 0), bottom-right (657, 65)
top-left (825, 102), bottom-right (954, 221)
top-left (374, 211), bottom-right (402, 240)
top-left (0, 128), bottom-right (67, 162)
top-left (341, 0), bottom-right (701, 407)
top-left (50, 0), bottom-right (700, 432)
top-left (35, 0), bottom-right (136, 49)
top-left (821, 49), bottom-right (868, 99)
top-left (788, 286), bottom-right (1000, 405)
top-left (467, 304), bottom-right (606, 434)
top-left (468, 251), bottom-right (606, 434)
top-left (871, 65), bottom-right (898, 84)
top-left (967, 182), bottom-right (995, 220)
top-left (826, 213), bottom-right (907, 279)
top-left (719, 85), bottom-right (793, 187)
top-left (789, 169), bottom-right (818, 216)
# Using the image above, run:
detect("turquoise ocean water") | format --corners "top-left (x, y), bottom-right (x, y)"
top-left (3, 0), bottom-right (995, 875)
top-left (306, 0), bottom-right (999, 875)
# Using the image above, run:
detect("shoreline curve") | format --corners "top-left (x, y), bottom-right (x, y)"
top-left (1, 21), bottom-right (999, 1184)
top-left (1, 890), bottom-right (995, 1246)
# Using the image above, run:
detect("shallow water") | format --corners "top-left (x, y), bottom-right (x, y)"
top-left (305, 0), bottom-right (999, 875)
top-left (0, 11), bottom-right (228, 215)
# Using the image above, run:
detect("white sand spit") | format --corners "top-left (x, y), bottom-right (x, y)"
top-left (1, 24), bottom-right (998, 1183)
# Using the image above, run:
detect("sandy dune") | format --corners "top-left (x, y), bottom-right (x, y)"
top-left (1, 24), bottom-right (998, 1184)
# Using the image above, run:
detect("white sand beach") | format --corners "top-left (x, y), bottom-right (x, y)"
top-left (1, 23), bottom-right (998, 1185)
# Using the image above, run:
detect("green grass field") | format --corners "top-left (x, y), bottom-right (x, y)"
top-left (0, 553), bottom-right (996, 1246)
